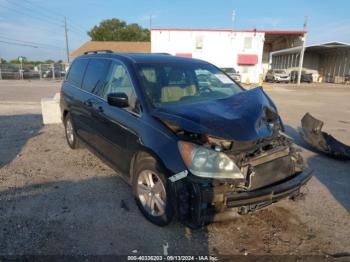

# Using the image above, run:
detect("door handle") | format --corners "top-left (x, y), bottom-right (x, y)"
top-left (98, 106), bottom-right (104, 113)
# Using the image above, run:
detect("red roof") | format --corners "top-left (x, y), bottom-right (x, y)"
top-left (152, 28), bottom-right (306, 35)
top-left (238, 54), bottom-right (258, 65)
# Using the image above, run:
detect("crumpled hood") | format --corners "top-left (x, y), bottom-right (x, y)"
top-left (151, 87), bottom-right (283, 141)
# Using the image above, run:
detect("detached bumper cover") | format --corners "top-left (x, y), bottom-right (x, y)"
top-left (179, 170), bottom-right (312, 226)
top-left (300, 112), bottom-right (350, 159)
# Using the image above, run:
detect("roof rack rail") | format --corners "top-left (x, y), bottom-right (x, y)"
top-left (153, 52), bottom-right (172, 55)
top-left (83, 50), bottom-right (113, 55)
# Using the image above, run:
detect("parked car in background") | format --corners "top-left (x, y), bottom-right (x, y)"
top-left (265, 69), bottom-right (290, 83)
top-left (60, 52), bottom-right (311, 227)
top-left (22, 68), bottom-right (40, 79)
top-left (0, 65), bottom-right (20, 79)
top-left (43, 68), bottom-right (66, 78)
top-left (220, 67), bottom-right (241, 82)
top-left (290, 70), bottom-right (313, 83)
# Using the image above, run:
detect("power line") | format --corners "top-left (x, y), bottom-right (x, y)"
top-left (22, 0), bottom-right (65, 20)
top-left (0, 35), bottom-right (63, 50)
top-left (0, 40), bottom-right (38, 48)
top-left (0, 3), bottom-right (63, 28)
top-left (1, 0), bottom-right (88, 38)
top-left (10, 0), bottom-right (63, 24)
top-left (21, 0), bottom-right (88, 36)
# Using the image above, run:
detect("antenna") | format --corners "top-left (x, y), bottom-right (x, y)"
top-left (232, 10), bottom-right (236, 30)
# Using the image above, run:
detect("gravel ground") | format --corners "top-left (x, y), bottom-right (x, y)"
top-left (0, 81), bottom-right (349, 258)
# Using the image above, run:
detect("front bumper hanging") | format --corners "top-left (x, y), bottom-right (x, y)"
top-left (177, 169), bottom-right (312, 227)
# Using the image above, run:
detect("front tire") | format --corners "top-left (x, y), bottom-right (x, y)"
top-left (64, 113), bottom-right (78, 149)
top-left (133, 156), bottom-right (174, 226)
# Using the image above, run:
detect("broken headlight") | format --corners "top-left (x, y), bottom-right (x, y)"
top-left (178, 141), bottom-right (244, 179)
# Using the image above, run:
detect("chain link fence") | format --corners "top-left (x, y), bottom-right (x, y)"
top-left (0, 63), bottom-right (68, 80)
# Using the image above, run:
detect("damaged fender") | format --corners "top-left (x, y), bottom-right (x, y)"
top-left (300, 112), bottom-right (350, 159)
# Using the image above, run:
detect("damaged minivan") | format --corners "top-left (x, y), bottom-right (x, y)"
top-left (60, 52), bottom-right (312, 227)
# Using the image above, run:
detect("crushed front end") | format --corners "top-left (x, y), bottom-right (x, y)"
top-left (153, 87), bottom-right (313, 227)
top-left (172, 132), bottom-right (312, 227)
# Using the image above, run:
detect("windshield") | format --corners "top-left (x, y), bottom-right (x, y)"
top-left (137, 63), bottom-right (243, 107)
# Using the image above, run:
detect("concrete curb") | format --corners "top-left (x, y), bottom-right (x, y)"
top-left (41, 93), bottom-right (61, 125)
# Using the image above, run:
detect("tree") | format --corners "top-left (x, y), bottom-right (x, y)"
top-left (88, 18), bottom-right (150, 41)
top-left (44, 59), bottom-right (55, 64)
top-left (9, 59), bottom-right (20, 64)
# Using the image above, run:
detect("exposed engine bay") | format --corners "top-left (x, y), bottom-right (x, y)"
top-left (151, 87), bottom-right (311, 226)
top-left (176, 128), bottom-right (304, 191)
top-left (171, 127), bottom-right (308, 227)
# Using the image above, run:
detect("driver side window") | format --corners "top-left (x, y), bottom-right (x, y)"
top-left (99, 61), bottom-right (137, 110)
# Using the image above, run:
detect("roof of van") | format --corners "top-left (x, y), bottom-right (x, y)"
top-left (78, 52), bottom-right (208, 64)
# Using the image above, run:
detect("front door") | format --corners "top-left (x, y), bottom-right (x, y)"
top-left (93, 61), bottom-right (139, 175)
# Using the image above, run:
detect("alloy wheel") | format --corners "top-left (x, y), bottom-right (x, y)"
top-left (137, 170), bottom-right (166, 216)
top-left (66, 118), bottom-right (74, 145)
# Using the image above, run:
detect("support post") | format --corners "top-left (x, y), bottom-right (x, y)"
top-left (52, 63), bottom-right (55, 80)
top-left (297, 16), bottom-right (308, 85)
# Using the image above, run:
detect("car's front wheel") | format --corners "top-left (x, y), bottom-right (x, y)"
top-left (64, 113), bottom-right (78, 149)
top-left (133, 156), bottom-right (174, 226)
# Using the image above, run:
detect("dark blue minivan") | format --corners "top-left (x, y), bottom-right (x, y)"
top-left (60, 51), bottom-right (312, 227)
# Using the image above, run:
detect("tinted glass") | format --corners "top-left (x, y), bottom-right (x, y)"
top-left (67, 58), bottom-right (89, 87)
top-left (99, 62), bottom-right (137, 109)
top-left (137, 63), bottom-right (243, 107)
top-left (82, 58), bottom-right (110, 93)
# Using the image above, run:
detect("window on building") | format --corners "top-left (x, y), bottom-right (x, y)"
top-left (195, 36), bottom-right (204, 49)
top-left (244, 37), bottom-right (253, 49)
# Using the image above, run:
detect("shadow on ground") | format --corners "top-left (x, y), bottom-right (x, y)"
top-left (0, 114), bottom-right (42, 167)
top-left (306, 155), bottom-right (350, 213)
top-left (284, 125), bottom-right (350, 213)
top-left (0, 176), bottom-right (209, 255)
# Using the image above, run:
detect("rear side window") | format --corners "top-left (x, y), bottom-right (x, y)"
top-left (82, 59), bottom-right (111, 93)
top-left (67, 58), bottom-right (89, 87)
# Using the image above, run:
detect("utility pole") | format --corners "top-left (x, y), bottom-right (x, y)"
top-left (0, 53), bottom-right (2, 80)
top-left (64, 16), bottom-right (70, 64)
top-left (297, 16), bottom-right (308, 85)
top-left (149, 15), bottom-right (152, 31)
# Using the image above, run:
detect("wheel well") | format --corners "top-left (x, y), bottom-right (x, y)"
top-left (129, 150), bottom-right (165, 184)
top-left (63, 110), bottom-right (69, 121)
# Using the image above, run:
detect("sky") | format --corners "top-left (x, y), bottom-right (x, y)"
top-left (0, 0), bottom-right (349, 62)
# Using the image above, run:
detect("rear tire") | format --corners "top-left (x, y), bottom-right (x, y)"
top-left (132, 156), bottom-right (175, 226)
top-left (64, 113), bottom-right (78, 149)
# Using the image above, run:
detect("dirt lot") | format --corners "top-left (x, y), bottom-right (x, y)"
top-left (0, 80), bottom-right (349, 258)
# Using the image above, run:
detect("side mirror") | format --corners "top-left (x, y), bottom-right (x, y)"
top-left (107, 92), bottom-right (129, 108)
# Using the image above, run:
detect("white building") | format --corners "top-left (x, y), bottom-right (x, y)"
top-left (151, 28), bottom-right (305, 84)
